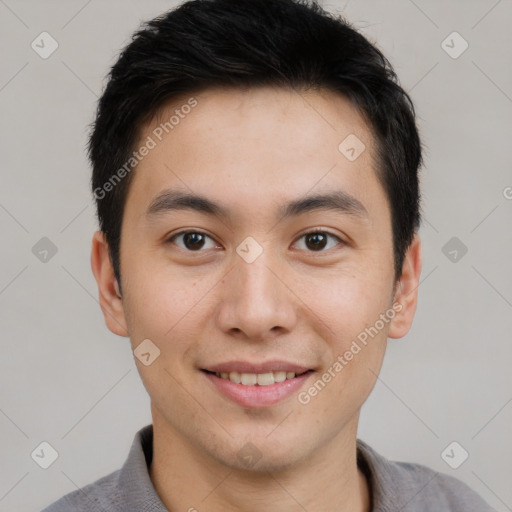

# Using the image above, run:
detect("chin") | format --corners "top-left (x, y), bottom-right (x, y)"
top-left (223, 446), bottom-right (305, 474)
top-left (219, 430), bottom-right (313, 473)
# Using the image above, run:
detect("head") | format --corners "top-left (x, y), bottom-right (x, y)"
top-left (90, 0), bottom-right (422, 472)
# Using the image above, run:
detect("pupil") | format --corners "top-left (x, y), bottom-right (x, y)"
top-left (306, 232), bottom-right (326, 251)
top-left (185, 232), bottom-right (204, 250)
top-left (183, 232), bottom-right (328, 251)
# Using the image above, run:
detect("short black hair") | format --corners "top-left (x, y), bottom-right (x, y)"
top-left (89, 0), bottom-right (423, 292)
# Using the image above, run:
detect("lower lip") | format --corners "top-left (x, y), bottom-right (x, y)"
top-left (202, 371), bottom-right (313, 408)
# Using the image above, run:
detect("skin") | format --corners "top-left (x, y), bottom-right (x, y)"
top-left (91, 85), bottom-right (422, 512)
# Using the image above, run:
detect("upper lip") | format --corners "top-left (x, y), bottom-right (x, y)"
top-left (203, 360), bottom-right (312, 374)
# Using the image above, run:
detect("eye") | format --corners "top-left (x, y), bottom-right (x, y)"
top-left (167, 229), bottom-right (345, 253)
top-left (168, 230), bottom-right (219, 251)
top-left (293, 230), bottom-right (344, 252)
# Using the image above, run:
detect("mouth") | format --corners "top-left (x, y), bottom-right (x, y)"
top-left (202, 369), bottom-right (312, 386)
top-left (200, 364), bottom-right (315, 408)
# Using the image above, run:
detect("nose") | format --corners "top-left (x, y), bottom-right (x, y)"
top-left (214, 252), bottom-right (298, 343)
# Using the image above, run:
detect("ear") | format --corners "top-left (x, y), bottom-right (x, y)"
top-left (90, 230), bottom-right (129, 337)
top-left (388, 233), bottom-right (422, 339)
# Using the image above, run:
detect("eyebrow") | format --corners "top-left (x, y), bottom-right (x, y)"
top-left (146, 189), bottom-right (368, 222)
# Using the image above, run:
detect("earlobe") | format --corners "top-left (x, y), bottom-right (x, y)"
top-left (90, 230), bottom-right (129, 337)
top-left (388, 234), bottom-right (422, 339)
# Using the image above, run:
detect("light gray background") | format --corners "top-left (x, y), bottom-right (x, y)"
top-left (1, 0), bottom-right (511, 511)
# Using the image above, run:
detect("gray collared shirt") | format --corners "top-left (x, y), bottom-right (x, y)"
top-left (41, 424), bottom-right (496, 511)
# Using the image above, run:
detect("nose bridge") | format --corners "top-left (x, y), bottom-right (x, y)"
top-left (233, 234), bottom-right (279, 297)
top-left (237, 252), bottom-right (278, 301)
top-left (215, 245), bottom-right (297, 340)
top-left (235, 247), bottom-right (282, 312)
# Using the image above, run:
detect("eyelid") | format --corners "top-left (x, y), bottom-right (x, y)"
top-left (296, 227), bottom-right (344, 241)
top-left (167, 229), bottom-right (220, 250)
top-left (167, 227), bottom-right (346, 253)
top-left (292, 228), bottom-right (346, 251)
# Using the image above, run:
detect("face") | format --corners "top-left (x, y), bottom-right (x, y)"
top-left (92, 85), bottom-right (421, 472)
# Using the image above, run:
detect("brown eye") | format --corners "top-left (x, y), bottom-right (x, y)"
top-left (294, 231), bottom-right (343, 252)
top-left (305, 232), bottom-right (328, 251)
top-left (169, 231), bottom-right (217, 251)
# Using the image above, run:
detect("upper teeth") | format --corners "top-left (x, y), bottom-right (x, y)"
top-left (216, 371), bottom-right (298, 386)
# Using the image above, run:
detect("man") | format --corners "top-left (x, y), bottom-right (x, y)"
top-left (42, 0), bottom-right (495, 510)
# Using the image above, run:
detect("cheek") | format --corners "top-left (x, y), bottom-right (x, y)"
top-left (123, 257), bottom-right (206, 340)
top-left (123, 271), bottom-right (206, 413)
top-left (299, 267), bottom-right (392, 398)
top-left (302, 266), bottom-right (393, 337)
top-left (298, 296), bottom-right (389, 424)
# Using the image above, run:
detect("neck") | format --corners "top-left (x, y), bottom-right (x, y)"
top-left (149, 410), bottom-right (370, 512)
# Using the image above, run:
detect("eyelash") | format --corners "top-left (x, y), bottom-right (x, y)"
top-left (167, 229), bottom-right (345, 253)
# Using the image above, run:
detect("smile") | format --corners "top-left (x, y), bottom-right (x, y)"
top-left (213, 370), bottom-right (308, 386)
top-left (201, 363), bottom-right (314, 407)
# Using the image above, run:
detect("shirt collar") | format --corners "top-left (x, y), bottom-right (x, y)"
top-left (117, 423), bottom-right (401, 512)
top-left (116, 423), bottom-right (168, 511)
top-left (357, 438), bottom-right (402, 512)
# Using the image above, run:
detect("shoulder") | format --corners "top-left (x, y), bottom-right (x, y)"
top-left (40, 469), bottom-right (122, 512)
top-left (357, 439), bottom-right (497, 511)
top-left (40, 424), bottom-right (162, 512)
top-left (392, 460), bottom-right (495, 511)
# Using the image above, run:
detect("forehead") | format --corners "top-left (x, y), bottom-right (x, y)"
top-left (125, 85), bottom-right (384, 223)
